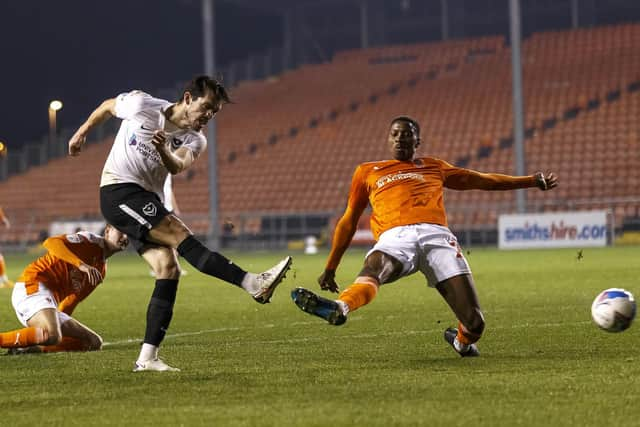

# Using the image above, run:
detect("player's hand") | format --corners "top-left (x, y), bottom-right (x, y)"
top-left (535, 172), bottom-right (558, 191)
top-left (318, 269), bottom-right (339, 293)
top-left (150, 130), bottom-right (167, 149)
top-left (68, 131), bottom-right (87, 156)
top-left (78, 263), bottom-right (103, 287)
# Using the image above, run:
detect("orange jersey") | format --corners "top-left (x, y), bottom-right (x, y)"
top-left (18, 232), bottom-right (107, 315)
top-left (347, 157), bottom-right (537, 240)
top-left (326, 157), bottom-right (537, 270)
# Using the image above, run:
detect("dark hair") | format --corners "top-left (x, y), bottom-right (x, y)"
top-left (391, 116), bottom-right (420, 137)
top-left (181, 75), bottom-right (231, 104)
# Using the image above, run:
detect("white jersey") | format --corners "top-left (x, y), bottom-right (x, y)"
top-left (100, 91), bottom-right (206, 201)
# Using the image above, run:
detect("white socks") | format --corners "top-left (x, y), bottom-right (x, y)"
top-left (138, 343), bottom-right (159, 362)
top-left (241, 273), bottom-right (259, 295)
top-left (453, 337), bottom-right (470, 353)
top-left (336, 300), bottom-right (350, 316)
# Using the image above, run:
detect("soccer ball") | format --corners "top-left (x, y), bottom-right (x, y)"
top-left (591, 288), bottom-right (636, 332)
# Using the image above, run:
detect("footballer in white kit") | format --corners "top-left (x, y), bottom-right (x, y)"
top-left (68, 76), bottom-right (292, 372)
top-left (98, 90), bottom-right (206, 243)
top-left (100, 90), bottom-right (205, 211)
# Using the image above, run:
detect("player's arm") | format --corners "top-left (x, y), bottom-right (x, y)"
top-left (319, 167), bottom-right (369, 293)
top-left (0, 206), bottom-right (10, 228)
top-left (42, 236), bottom-right (103, 287)
top-left (150, 131), bottom-right (197, 174)
top-left (444, 165), bottom-right (557, 191)
top-left (58, 264), bottom-right (102, 314)
top-left (68, 98), bottom-right (117, 156)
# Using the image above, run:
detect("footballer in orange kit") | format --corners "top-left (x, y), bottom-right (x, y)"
top-left (0, 225), bottom-right (128, 353)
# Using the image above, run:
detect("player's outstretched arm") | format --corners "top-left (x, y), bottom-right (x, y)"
top-left (68, 98), bottom-right (117, 156)
top-left (319, 165), bottom-right (369, 293)
top-left (319, 206), bottom-right (364, 293)
top-left (0, 207), bottom-right (10, 229)
top-left (444, 165), bottom-right (559, 192)
top-left (534, 172), bottom-right (558, 191)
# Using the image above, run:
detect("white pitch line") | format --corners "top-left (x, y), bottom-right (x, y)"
top-left (102, 318), bottom-right (591, 348)
top-left (102, 326), bottom-right (244, 347)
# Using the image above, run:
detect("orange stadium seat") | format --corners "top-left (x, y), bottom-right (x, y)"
top-left (1, 25), bottom-right (640, 238)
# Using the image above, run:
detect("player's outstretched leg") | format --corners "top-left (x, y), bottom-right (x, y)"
top-left (176, 235), bottom-right (292, 303)
top-left (246, 256), bottom-right (293, 304)
top-left (444, 327), bottom-right (480, 357)
top-left (436, 274), bottom-right (484, 357)
top-left (290, 287), bottom-right (348, 325)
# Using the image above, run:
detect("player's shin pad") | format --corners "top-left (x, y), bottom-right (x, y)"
top-left (177, 236), bottom-right (246, 286)
top-left (144, 279), bottom-right (178, 346)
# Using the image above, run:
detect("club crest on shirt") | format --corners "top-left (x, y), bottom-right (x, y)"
top-left (142, 202), bottom-right (157, 217)
top-left (171, 137), bottom-right (184, 150)
top-left (128, 134), bottom-right (137, 146)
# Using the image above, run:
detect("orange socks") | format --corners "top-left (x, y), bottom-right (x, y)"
top-left (0, 328), bottom-right (95, 352)
top-left (0, 327), bottom-right (47, 348)
top-left (0, 254), bottom-right (6, 277)
top-left (338, 282), bottom-right (378, 312)
top-left (41, 337), bottom-right (91, 353)
top-left (456, 322), bottom-right (482, 345)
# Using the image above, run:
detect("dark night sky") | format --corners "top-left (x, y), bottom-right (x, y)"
top-left (0, 0), bottom-right (280, 147)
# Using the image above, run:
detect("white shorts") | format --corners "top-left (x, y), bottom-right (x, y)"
top-left (367, 223), bottom-right (472, 287)
top-left (12, 282), bottom-right (71, 327)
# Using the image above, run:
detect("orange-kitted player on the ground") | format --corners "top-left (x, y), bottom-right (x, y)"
top-left (0, 225), bottom-right (128, 353)
top-left (0, 206), bottom-right (14, 289)
top-left (291, 116), bottom-right (558, 357)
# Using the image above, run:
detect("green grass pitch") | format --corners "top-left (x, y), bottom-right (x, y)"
top-left (0, 246), bottom-right (639, 426)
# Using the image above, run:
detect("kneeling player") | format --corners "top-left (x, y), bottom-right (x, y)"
top-left (0, 225), bottom-right (128, 353)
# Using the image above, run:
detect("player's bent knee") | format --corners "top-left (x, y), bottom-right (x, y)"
top-left (157, 215), bottom-right (191, 240)
top-left (148, 249), bottom-right (182, 279)
top-left (154, 262), bottom-right (181, 280)
top-left (361, 251), bottom-right (404, 284)
top-left (37, 322), bottom-right (63, 346)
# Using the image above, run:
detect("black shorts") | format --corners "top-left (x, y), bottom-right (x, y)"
top-left (100, 183), bottom-right (170, 250)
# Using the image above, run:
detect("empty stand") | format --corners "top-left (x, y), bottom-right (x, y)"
top-left (1, 24), bottom-right (639, 242)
